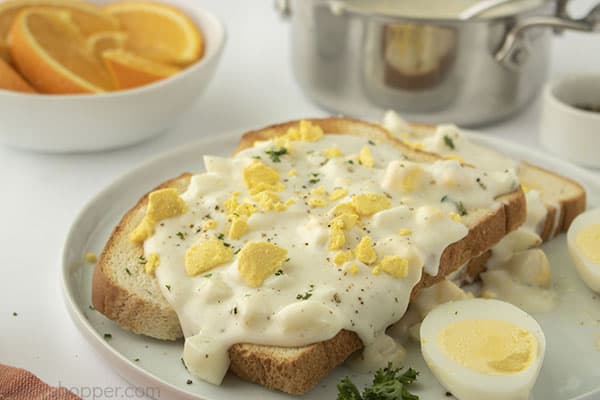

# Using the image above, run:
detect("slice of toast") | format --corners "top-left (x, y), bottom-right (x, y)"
top-left (92, 117), bottom-right (526, 394)
top-left (382, 119), bottom-right (586, 242)
top-left (381, 120), bottom-right (586, 282)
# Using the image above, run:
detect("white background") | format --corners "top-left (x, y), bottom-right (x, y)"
top-left (0, 1), bottom-right (599, 399)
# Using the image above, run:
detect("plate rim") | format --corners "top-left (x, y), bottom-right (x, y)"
top-left (61, 128), bottom-right (600, 400)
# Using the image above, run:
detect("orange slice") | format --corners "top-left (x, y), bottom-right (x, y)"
top-left (102, 49), bottom-right (180, 90)
top-left (9, 8), bottom-right (114, 94)
top-left (87, 30), bottom-right (128, 56)
top-left (104, 1), bottom-right (203, 66)
top-left (0, 0), bottom-right (119, 40)
top-left (0, 58), bottom-right (36, 93)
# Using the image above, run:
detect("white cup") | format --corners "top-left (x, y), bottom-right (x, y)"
top-left (540, 74), bottom-right (600, 168)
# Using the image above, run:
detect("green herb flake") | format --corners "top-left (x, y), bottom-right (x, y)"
top-left (265, 147), bottom-right (288, 163)
top-left (368, 140), bottom-right (376, 145)
top-left (275, 269), bottom-right (284, 276)
top-left (296, 285), bottom-right (315, 300)
top-left (233, 248), bottom-right (241, 255)
top-left (138, 255), bottom-right (147, 265)
top-left (165, 284), bottom-right (172, 292)
top-left (104, 333), bottom-right (112, 340)
top-left (134, 358), bottom-right (140, 362)
top-left (336, 363), bottom-right (419, 400)
top-left (476, 178), bottom-right (487, 190)
top-left (12, 312), bottom-right (18, 317)
top-left (443, 135), bottom-right (455, 150)
top-left (176, 232), bottom-right (186, 240)
top-left (125, 268), bottom-right (132, 276)
top-left (441, 195), bottom-right (468, 216)
top-left (296, 292), bottom-right (313, 300)
top-left (309, 178), bottom-right (320, 185)
top-left (204, 273), bottom-right (213, 278)
top-left (217, 233), bottom-right (225, 240)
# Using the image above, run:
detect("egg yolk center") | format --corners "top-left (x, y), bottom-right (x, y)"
top-left (576, 224), bottom-right (600, 264)
top-left (438, 319), bottom-right (537, 374)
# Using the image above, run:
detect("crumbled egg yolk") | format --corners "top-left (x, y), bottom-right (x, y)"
top-left (331, 213), bottom-right (359, 230)
top-left (329, 188), bottom-right (348, 201)
top-left (323, 147), bottom-right (343, 158)
top-left (332, 202), bottom-right (358, 217)
top-left (346, 264), bottom-right (360, 275)
top-left (308, 197), bottom-right (328, 208)
top-left (145, 253), bottom-right (160, 275)
top-left (377, 256), bottom-right (409, 279)
top-left (439, 319), bottom-right (537, 374)
top-left (355, 236), bottom-right (377, 265)
top-left (234, 202), bottom-right (257, 217)
top-left (310, 186), bottom-right (327, 196)
top-left (85, 252), bottom-right (97, 263)
top-left (185, 239), bottom-right (233, 276)
top-left (351, 193), bottom-right (391, 216)
top-left (130, 188), bottom-right (188, 243)
top-left (252, 191), bottom-right (282, 211)
top-left (449, 212), bottom-right (462, 223)
top-left (238, 241), bottom-right (288, 287)
top-left (398, 228), bottom-right (412, 236)
top-left (359, 145), bottom-right (374, 168)
top-left (333, 250), bottom-right (353, 266)
top-left (243, 161), bottom-right (284, 195)
top-left (328, 211), bottom-right (359, 250)
top-left (288, 168), bottom-right (297, 177)
top-left (224, 192), bottom-right (240, 214)
top-left (399, 167), bottom-right (423, 193)
top-left (278, 120), bottom-right (324, 143)
top-left (228, 218), bottom-right (248, 240)
top-left (328, 226), bottom-right (346, 251)
top-left (203, 219), bottom-right (217, 231)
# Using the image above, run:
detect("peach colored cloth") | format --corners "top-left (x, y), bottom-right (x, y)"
top-left (0, 364), bottom-right (81, 400)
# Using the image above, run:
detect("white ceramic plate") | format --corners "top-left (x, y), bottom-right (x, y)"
top-left (62, 129), bottom-right (600, 400)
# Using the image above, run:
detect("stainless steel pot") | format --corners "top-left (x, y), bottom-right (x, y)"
top-left (278, 0), bottom-right (600, 126)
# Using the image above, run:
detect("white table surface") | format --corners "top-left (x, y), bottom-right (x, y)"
top-left (1, 1), bottom-right (599, 399)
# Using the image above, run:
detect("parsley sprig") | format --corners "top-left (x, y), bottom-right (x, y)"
top-left (337, 363), bottom-right (419, 400)
top-left (443, 135), bottom-right (455, 150)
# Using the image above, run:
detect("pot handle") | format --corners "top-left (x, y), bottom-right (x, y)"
top-left (496, 3), bottom-right (600, 69)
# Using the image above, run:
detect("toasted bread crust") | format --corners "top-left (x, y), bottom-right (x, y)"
top-left (92, 174), bottom-right (191, 340)
top-left (93, 117), bottom-right (527, 394)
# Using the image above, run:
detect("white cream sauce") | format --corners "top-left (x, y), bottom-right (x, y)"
top-left (383, 111), bottom-right (559, 315)
top-left (142, 130), bottom-right (516, 384)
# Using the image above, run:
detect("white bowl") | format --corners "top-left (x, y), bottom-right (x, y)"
top-left (0, 0), bottom-right (226, 153)
top-left (539, 74), bottom-right (600, 168)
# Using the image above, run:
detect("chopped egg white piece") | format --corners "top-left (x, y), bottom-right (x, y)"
top-left (421, 299), bottom-right (545, 400)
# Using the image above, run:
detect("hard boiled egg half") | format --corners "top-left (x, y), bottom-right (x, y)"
top-left (567, 208), bottom-right (600, 293)
top-left (420, 298), bottom-right (545, 400)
